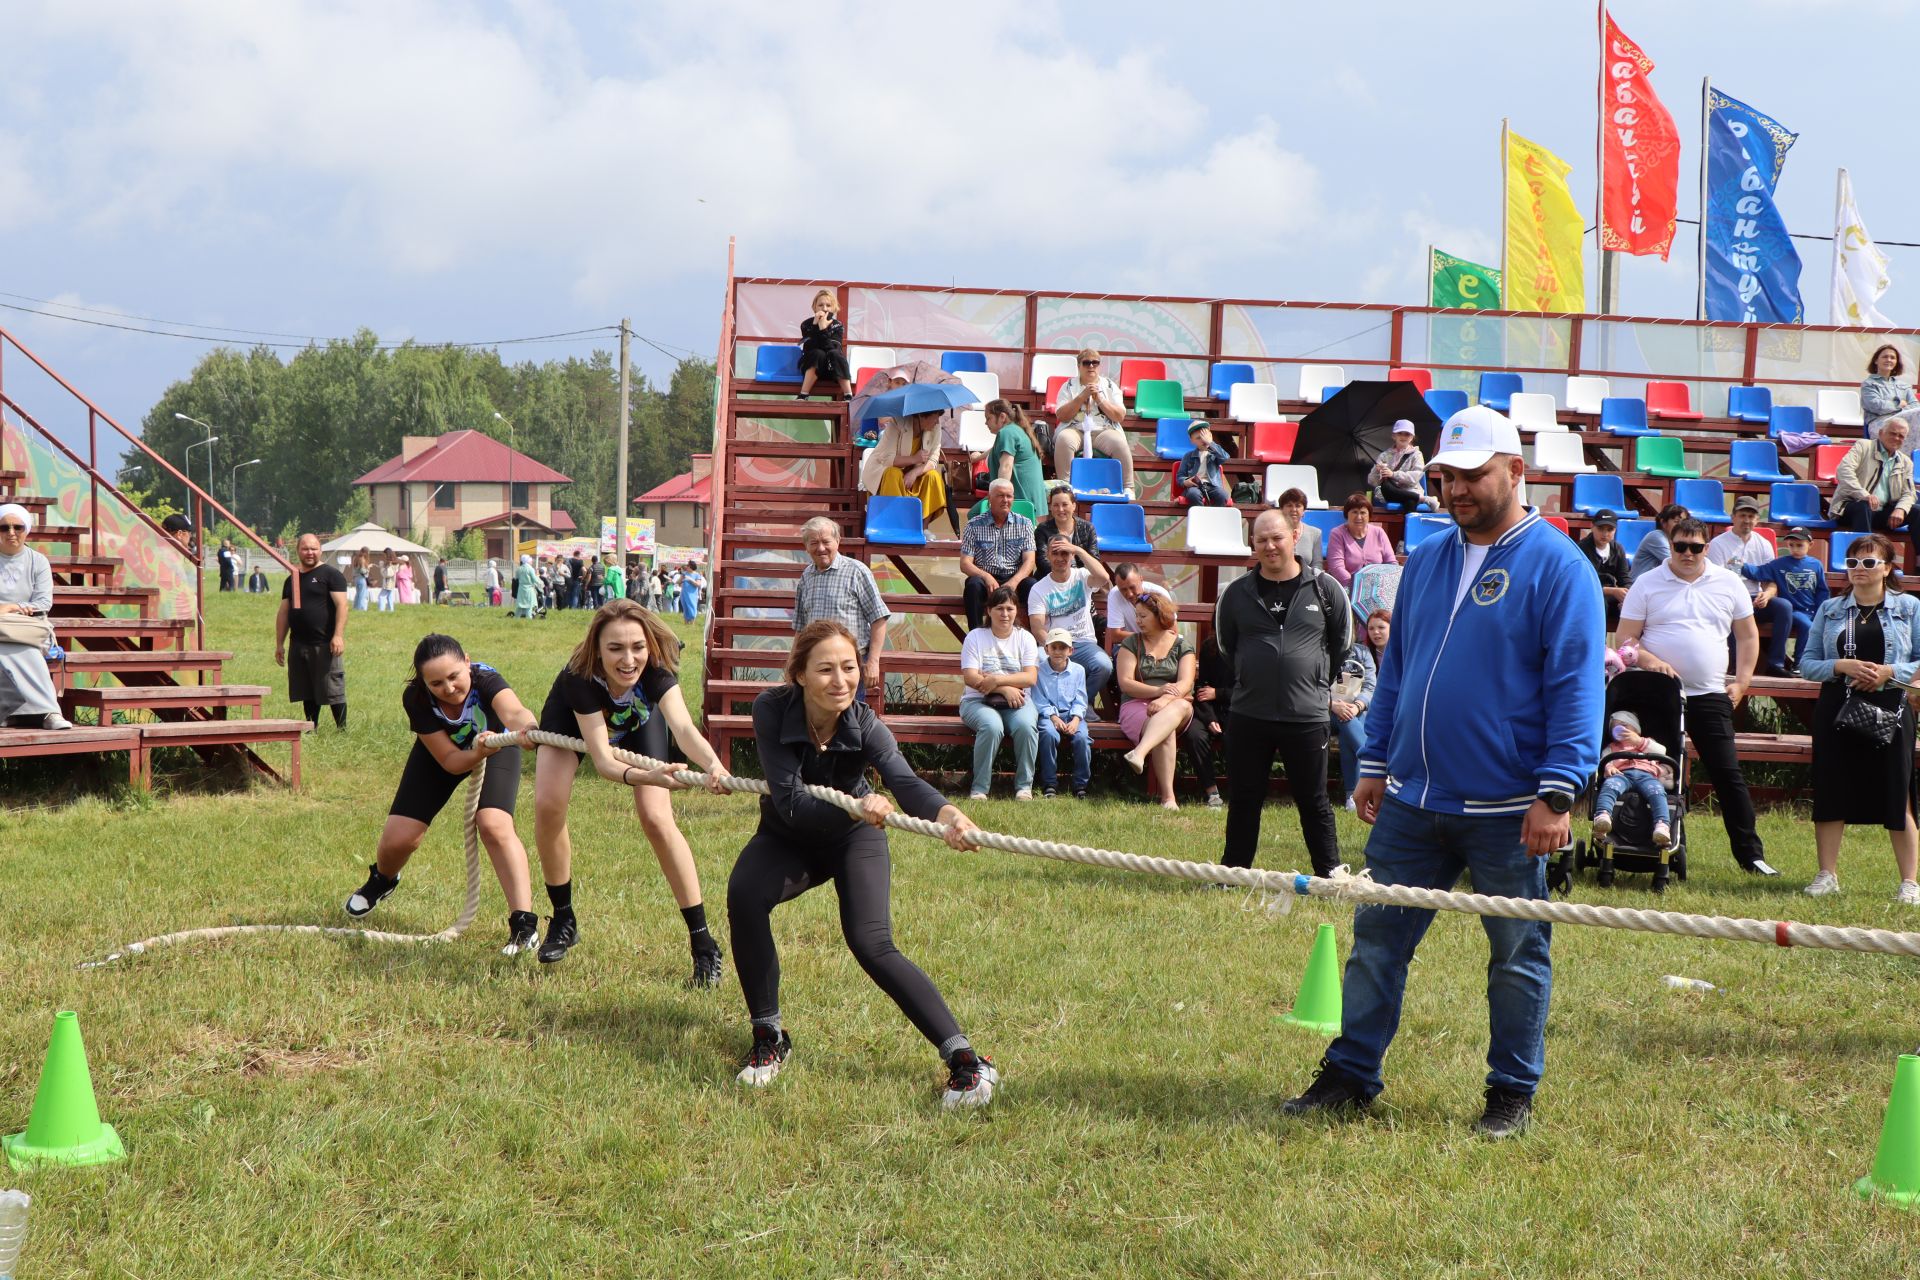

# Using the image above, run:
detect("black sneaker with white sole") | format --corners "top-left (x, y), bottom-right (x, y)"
top-left (737, 1025), bottom-right (792, 1086)
top-left (502, 910), bottom-right (540, 957)
top-left (941, 1049), bottom-right (999, 1109)
top-left (1473, 1086), bottom-right (1533, 1138)
top-left (1281, 1058), bottom-right (1374, 1116)
top-left (344, 866), bottom-right (399, 918)
top-left (689, 943), bottom-right (725, 989)
top-left (537, 911), bottom-right (578, 964)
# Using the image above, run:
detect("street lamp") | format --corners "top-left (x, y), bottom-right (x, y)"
top-left (493, 411), bottom-right (516, 560)
top-left (175, 413), bottom-right (219, 525)
top-left (230, 458), bottom-right (262, 511)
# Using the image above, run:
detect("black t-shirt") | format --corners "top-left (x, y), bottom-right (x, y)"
top-left (568, 557), bottom-right (586, 583)
top-left (403, 662), bottom-right (513, 750)
top-left (546, 665), bottom-right (677, 743)
top-left (1253, 572), bottom-right (1310, 626)
top-left (280, 564), bottom-right (348, 643)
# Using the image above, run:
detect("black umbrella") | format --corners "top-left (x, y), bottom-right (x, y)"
top-left (1289, 381), bottom-right (1445, 505)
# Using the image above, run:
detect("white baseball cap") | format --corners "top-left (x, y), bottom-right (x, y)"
top-left (1430, 404), bottom-right (1523, 470)
top-left (1044, 627), bottom-right (1075, 648)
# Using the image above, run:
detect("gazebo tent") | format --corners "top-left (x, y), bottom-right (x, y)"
top-left (320, 523), bottom-right (436, 595)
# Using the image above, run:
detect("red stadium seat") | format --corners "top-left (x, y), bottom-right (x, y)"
top-left (1812, 443), bottom-right (1848, 485)
top-left (1045, 375), bottom-right (1070, 414)
top-left (1387, 367), bottom-right (1433, 393)
top-left (1249, 421), bottom-right (1298, 463)
top-left (1645, 380), bottom-right (1705, 421)
top-left (1755, 526), bottom-right (1776, 551)
top-left (854, 366), bottom-right (883, 392)
top-left (1543, 515), bottom-right (1571, 535)
top-left (1119, 359), bottom-right (1166, 398)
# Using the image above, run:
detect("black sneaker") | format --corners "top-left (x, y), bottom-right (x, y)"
top-left (537, 911), bottom-right (578, 964)
top-left (1073, 789), bottom-right (1088, 800)
top-left (689, 944), bottom-right (725, 989)
top-left (736, 1025), bottom-right (792, 1087)
top-left (1474, 1086), bottom-right (1533, 1138)
top-left (344, 866), bottom-right (399, 918)
top-left (1043, 787), bottom-right (1058, 799)
top-left (502, 910), bottom-right (540, 957)
top-left (941, 1049), bottom-right (999, 1109)
top-left (1281, 1058), bottom-right (1373, 1116)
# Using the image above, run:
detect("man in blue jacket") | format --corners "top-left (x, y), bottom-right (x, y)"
top-left (1283, 406), bottom-right (1603, 1138)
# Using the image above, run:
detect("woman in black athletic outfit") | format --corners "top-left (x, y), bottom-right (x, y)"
top-left (723, 619), bottom-right (998, 1108)
top-left (533, 599), bottom-right (732, 980)
top-left (346, 634), bottom-right (542, 955)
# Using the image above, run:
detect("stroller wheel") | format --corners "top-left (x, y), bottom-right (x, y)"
top-left (1651, 868), bottom-right (1669, 893)
top-left (1596, 854), bottom-right (1616, 889)
top-left (1674, 849), bottom-right (1688, 882)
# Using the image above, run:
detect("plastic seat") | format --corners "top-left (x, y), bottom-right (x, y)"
top-left (1570, 474), bottom-right (1626, 517)
top-left (1755, 526), bottom-right (1777, 552)
top-left (1118, 359), bottom-right (1166, 398)
top-left (1030, 354), bottom-right (1077, 393)
top-left (1249, 421), bottom-right (1298, 464)
top-left (1729, 440), bottom-right (1794, 483)
top-left (1830, 530), bottom-right (1869, 571)
top-left (1089, 503), bottom-right (1154, 554)
top-left (954, 370), bottom-right (999, 406)
top-left (1599, 397), bottom-right (1658, 437)
top-left (753, 345), bottom-right (804, 382)
top-left (1405, 514), bottom-right (1456, 551)
top-left (1812, 443), bottom-right (1849, 485)
top-left (1533, 433), bottom-right (1595, 474)
top-left (1817, 388), bottom-right (1866, 429)
top-left (956, 410), bottom-right (995, 454)
top-left (1769, 405), bottom-right (1823, 441)
top-left (1229, 382), bottom-right (1281, 423)
top-left (940, 351), bottom-right (987, 374)
top-left (1209, 363), bottom-right (1256, 401)
top-left (969, 498), bottom-right (1037, 521)
top-left (1387, 367), bottom-right (1433, 393)
top-left (1565, 376), bottom-right (1611, 415)
top-left (1154, 419), bottom-right (1197, 461)
top-left (1134, 379), bottom-right (1187, 420)
top-left (1070, 457), bottom-right (1128, 503)
top-left (1301, 509), bottom-right (1346, 542)
top-left (1376, 473), bottom-right (1431, 513)
top-left (1543, 515), bottom-right (1571, 535)
top-left (1769, 482), bottom-right (1835, 530)
top-left (1645, 381), bottom-right (1704, 421)
top-left (1263, 464), bottom-right (1327, 507)
top-left (1673, 478), bottom-right (1732, 524)
top-left (1423, 389), bottom-right (1469, 420)
top-left (1614, 519), bottom-right (1656, 555)
top-left (1726, 385), bottom-right (1773, 425)
top-left (1477, 372), bottom-right (1523, 411)
top-left (1184, 507), bottom-right (1251, 557)
top-left (846, 346), bottom-right (895, 374)
top-left (1635, 437), bottom-right (1698, 479)
top-left (1508, 392), bottom-right (1563, 434)
top-left (865, 496), bottom-right (926, 547)
top-left (853, 367), bottom-right (885, 394)
top-left (1044, 376), bottom-right (1071, 414)
top-left (1297, 364), bottom-right (1346, 404)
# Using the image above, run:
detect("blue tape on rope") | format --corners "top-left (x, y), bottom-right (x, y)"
top-left (1294, 874), bottom-right (1312, 895)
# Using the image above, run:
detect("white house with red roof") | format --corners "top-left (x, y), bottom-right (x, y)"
top-left (354, 430), bottom-right (573, 560)
top-left (632, 453), bottom-right (711, 551)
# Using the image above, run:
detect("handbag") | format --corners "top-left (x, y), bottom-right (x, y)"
top-left (0, 611), bottom-right (54, 654)
top-left (982, 692), bottom-right (1012, 711)
top-left (1833, 605), bottom-right (1904, 746)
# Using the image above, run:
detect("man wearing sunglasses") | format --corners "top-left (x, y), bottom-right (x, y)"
top-left (1051, 348), bottom-right (1135, 499)
top-left (1615, 516), bottom-right (1777, 876)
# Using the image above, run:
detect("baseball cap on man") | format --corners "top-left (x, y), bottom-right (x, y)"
top-left (1732, 495), bottom-right (1762, 513)
top-left (1044, 627), bottom-right (1075, 648)
top-left (1431, 405), bottom-right (1522, 469)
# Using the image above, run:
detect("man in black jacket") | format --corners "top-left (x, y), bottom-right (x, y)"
top-left (1578, 508), bottom-right (1632, 634)
top-left (1214, 509), bottom-right (1350, 875)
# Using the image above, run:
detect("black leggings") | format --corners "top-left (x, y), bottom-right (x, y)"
top-left (1222, 713), bottom-right (1341, 875)
top-left (727, 821), bottom-right (962, 1050)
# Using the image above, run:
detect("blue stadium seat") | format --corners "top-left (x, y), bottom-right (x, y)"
top-left (1424, 389), bottom-right (1469, 420)
top-left (1321, 386), bottom-right (1344, 405)
top-left (1570, 473), bottom-right (1627, 517)
top-left (1769, 482), bottom-right (1836, 530)
top-left (1405, 514), bottom-right (1456, 551)
top-left (1673, 478), bottom-right (1732, 524)
top-left (1478, 372), bottom-right (1523, 411)
top-left (1301, 509), bottom-right (1345, 542)
top-left (1154, 419), bottom-right (1196, 461)
top-left (1769, 404), bottom-right (1826, 442)
top-left (1375, 473), bottom-right (1432, 513)
top-left (1089, 503), bottom-right (1154, 553)
top-left (1599, 397), bottom-right (1658, 436)
top-left (1728, 440), bottom-right (1794, 483)
top-left (754, 345), bottom-right (804, 382)
top-left (1830, 529), bottom-right (1869, 570)
top-left (864, 496), bottom-right (926, 547)
top-left (1070, 457), bottom-right (1128, 503)
top-left (940, 351), bottom-right (988, 374)
top-left (1726, 385), bottom-right (1773, 425)
top-left (1614, 518), bottom-right (1656, 556)
top-left (1209, 363), bottom-right (1255, 402)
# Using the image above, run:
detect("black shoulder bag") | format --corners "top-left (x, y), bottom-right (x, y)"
top-left (1834, 605), bottom-right (1904, 746)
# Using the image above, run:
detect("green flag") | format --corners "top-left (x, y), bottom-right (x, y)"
top-left (1429, 249), bottom-right (1502, 310)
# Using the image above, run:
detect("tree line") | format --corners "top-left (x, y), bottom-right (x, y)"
top-left (123, 330), bottom-right (715, 546)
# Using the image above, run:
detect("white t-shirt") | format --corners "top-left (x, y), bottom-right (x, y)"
top-left (1620, 562), bottom-right (1755, 697)
top-left (1057, 376), bottom-right (1122, 433)
top-left (959, 626), bottom-right (1039, 703)
top-left (1106, 579), bottom-right (1173, 632)
top-left (1452, 542), bottom-right (1490, 613)
top-left (1707, 529), bottom-right (1771, 598)
top-left (1028, 567), bottom-right (1097, 644)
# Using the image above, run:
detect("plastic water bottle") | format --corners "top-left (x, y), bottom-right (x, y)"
top-left (0, 1189), bottom-right (30, 1280)
top-left (1662, 975), bottom-right (1720, 994)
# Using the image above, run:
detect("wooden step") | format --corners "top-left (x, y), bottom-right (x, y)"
top-left (27, 525), bottom-right (86, 545)
top-left (59, 648), bottom-right (231, 675)
top-left (64, 684), bottom-right (268, 716)
top-left (134, 718), bottom-right (311, 788)
top-left (716, 558), bottom-right (806, 578)
top-left (52, 616), bottom-right (189, 646)
top-left (51, 584), bottom-right (159, 612)
top-left (46, 554), bottom-right (123, 580)
top-left (0, 724), bottom-right (144, 785)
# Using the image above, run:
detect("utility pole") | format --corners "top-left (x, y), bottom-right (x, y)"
top-left (616, 317), bottom-right (632, 568)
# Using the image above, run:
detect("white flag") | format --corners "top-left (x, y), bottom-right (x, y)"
top-left (1833, 167), bottom-right (1892, 327)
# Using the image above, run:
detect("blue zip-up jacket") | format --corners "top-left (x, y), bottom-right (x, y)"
top-left (1359, 511), bottom-right (1604, 816)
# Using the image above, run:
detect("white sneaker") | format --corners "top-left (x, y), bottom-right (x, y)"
top-left (968, 791), bottom-right (989, 802)
top-left (1590, 811), bottom-right (1612, 838)
top-left (1897, 881), bottom-right (1920, 907)
top-left (42, 712), bottom-right (73, 731)
top-left (737, 1028), bottom-right (792, 1087)
top-left (1014, 789), bottom-right (1033, 802)
top-left (1804, 870), bottom-right (1840, 897)
top-left (941, 1052), bottom-right (999, 1110)
top-left (1651, 822), bottom-right (1671, 849)
top-left (1345, 798), bottom-right (1357, 814)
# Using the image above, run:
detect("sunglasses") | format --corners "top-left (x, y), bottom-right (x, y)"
top-left (1670, 541), bottom-right (1708, 555)
top-left (0, 524), bottom-right (25, 533)
top-left (1080, 359), bottom-right (1100, 367)
top-left (1846, 556), bottom-right (1887, 570)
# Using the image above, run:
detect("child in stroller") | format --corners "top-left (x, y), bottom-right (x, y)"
top-left (1556, 668), bottom-right (1689, 893)
top-left (1590, 709), bottom-right (1672, 849)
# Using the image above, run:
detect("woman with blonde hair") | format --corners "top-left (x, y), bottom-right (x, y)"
top-left (797, 288), bottom-right (851, 400)
top-left (1052, 347), bottom-right (1136, 498)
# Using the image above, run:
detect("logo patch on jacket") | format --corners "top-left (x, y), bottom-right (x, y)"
top-left (1472, 569), bottom-right (1510, 606)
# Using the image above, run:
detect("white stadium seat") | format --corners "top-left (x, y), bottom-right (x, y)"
top-left (1296, 364), bottom-right (1347, 404)
top-left (1228, 382), bottom-right (1281, 423)
top-left (1507, 392), bottom-right (1565, 434)
top-left (1185, 507), bottom-right (1251, 557)
top-left (1029, 353), bottom-right (1077, 393)
top-left (1565, 376), bottom-right (1611, 415)
top-left (1533, 432), bottom-right (1595, 474)
top-left (1264, 464), bottom-right (1327, 508)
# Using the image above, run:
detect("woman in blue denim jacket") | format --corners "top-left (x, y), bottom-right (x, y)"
top-left (1797, 531), bottom-right (1920, 904)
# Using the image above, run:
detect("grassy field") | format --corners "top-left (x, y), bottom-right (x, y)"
top-left (4, 589), bottom-right (1920, 1277)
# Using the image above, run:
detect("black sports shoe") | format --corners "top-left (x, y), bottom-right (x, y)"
top-left (737, 1025), bottom-right (792, 1086)
top-left (345, 866), bottom-right (399, 918)
top-left (1474, 1086), bottom-right (1533, 1138)
top-left (1281, 1058), bottom-right (1373, 1116)
top-left (689, 944), bottom-right (725, 989)
top-left (537, 911), bottom-right (578, 964)
top-left (941, 1049), bottom-right (999, 1109)
top-left (502, 910), bottom-right (540, 957)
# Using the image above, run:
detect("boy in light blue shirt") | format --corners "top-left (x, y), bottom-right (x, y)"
top-left (1034, 629), bottom-right (1092, 798)
top-left (1739, 525), bottom-right (1829, 675)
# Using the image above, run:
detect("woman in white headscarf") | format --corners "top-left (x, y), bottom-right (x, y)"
top-left (514, 554), bottom-right (538, 618)
top-left (0, 503), bottom-right (69, 730)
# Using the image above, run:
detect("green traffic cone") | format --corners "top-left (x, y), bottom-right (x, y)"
top-left (1279, 922), bottom-right (1344, 1035)
top-left (3, 1011), bottom-right (126, 1169)
top-left (1856, 1054), bottom-right (1920, 1211)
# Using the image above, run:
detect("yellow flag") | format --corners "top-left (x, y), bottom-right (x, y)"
top-left (1503, 130), bottom-right (1586, 313)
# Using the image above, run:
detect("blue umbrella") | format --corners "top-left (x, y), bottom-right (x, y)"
top-left (861, 382), bottom-right (979, 420)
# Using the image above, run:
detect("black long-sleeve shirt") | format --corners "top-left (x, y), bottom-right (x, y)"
top-left (752, 685), bottom-right (947, 840)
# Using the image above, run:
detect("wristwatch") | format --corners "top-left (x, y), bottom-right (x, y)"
top-left (1538, 790), bottom-right (1574, 815)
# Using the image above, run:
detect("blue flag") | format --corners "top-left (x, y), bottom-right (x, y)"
top-left (1703, 88), bottom-right (1802, 323)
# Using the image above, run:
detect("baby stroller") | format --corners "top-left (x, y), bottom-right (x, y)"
top-left (1553, 669), bottom-right (1689, 893)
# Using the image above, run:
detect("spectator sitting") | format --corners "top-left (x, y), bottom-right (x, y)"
top-left (864, 409), bottom-right (952, 536)
top-left (1739, 526), bottom-right (1828, 675)
top-left (857, 372), bottom-right (909, 449)
top-left (1832, 418), bottom-right (1918, 560)
top-left (985, 399), bottom-right (1048, 514)
top-left (0, 503), bottom-right (71, 729)
top-left (1176, 420), bottom-right (1231, 507)
top-left (1589, 710), bottom-right (1673, 848)
top-left (1328, 630), bottom-right (1376, 811)
top-left (959, 479), bottom-right (1036, 632)
top-left (1034, 628), bottom-right (1093, 800)
top-left (959, 586), bottom-right (1040, 801)
top-left (1708, 496), bottom-right (1798, 676)
top-left (1193, 631), bottom-right (1231, 744)
top-left (1276, 488), bottom-right (1324, 571)
top-left (1578, 508), bottom-right (1633, 634)
top-left (1033, 484), bottom-right (1098, 562)
top-left (796, 289), bottom-right (851, 401)
top-left (795, 516), bottom-right (891, 703)
top-left (1026, 535), bottom-right (1114, 694)
top-left (1631, 502), bottom-right (1691, 580)
top-left (161, 512), bottom-right (197, 557)
top-left (1863, 343), bottom-right (1919, 439)
top-left (1115, 592), bottom-right (1210, 811)
top-left (1324, 491), bottom-right (1396, 587)
top-left (1104, 561), bottom-right (1172, 653)
top-left (1367, 419), bottom-right (1427, 508)
top-left (1051, 348), bottom-right (1136, 499)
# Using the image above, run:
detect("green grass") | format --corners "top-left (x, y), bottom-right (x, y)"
top-left (3, 591), bottom-right (1920, 1277)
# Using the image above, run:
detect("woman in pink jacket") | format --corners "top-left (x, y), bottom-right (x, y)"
top-left (1324, 492), bottom-right (1396, 587)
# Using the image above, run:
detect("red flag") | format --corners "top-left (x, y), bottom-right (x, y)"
top-left (1598, 11), bottom-right (1681, 259)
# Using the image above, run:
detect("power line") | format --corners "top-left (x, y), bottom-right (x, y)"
top-left (1669, 216), bottom-right (1920, 250)
top-left (0, 297), bottom-right (621, 351)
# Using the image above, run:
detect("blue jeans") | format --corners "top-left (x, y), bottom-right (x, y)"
top-left (959, 698), bottom-right (1038, 794)
top-left (1071, 639), bottom-right (1113, 696)
top-left (1331, 710), bottom-right (1367, 800)
top-left (1037, 715), bottom-right (1092, 792)
top-left (1182, 480), bottom-right (1230, 506)
top-left (1325, 796), bottom-right (1552, 1097)
top-left (1594, 771), bottom-right (1669, 826)
top-left (1765, 600), bottom-right (1812, 669)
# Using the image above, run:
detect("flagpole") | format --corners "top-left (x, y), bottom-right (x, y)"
top-left (1500, 118), bottom-right (1510, 308)
top-left (1595, 1), bottom-right (1616, 317)
top-left (1426, 245), bottom-right (1436, 307)
top-left (1832, 167), bottom-right (1846, 326)
top-left (1696, 77), bottom-right (1710, 321)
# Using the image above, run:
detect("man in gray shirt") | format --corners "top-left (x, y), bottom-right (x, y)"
top-left (1214, 508), bottom-right (1349, 875)
top-left (794, 517), bottom-right (891, 702)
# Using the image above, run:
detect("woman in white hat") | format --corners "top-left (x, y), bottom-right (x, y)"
top-left (0, 503), bottom-right (70, 729)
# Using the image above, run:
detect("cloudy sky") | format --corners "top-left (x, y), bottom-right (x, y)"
top-left (4, 0), bottom-right (1916, 453)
